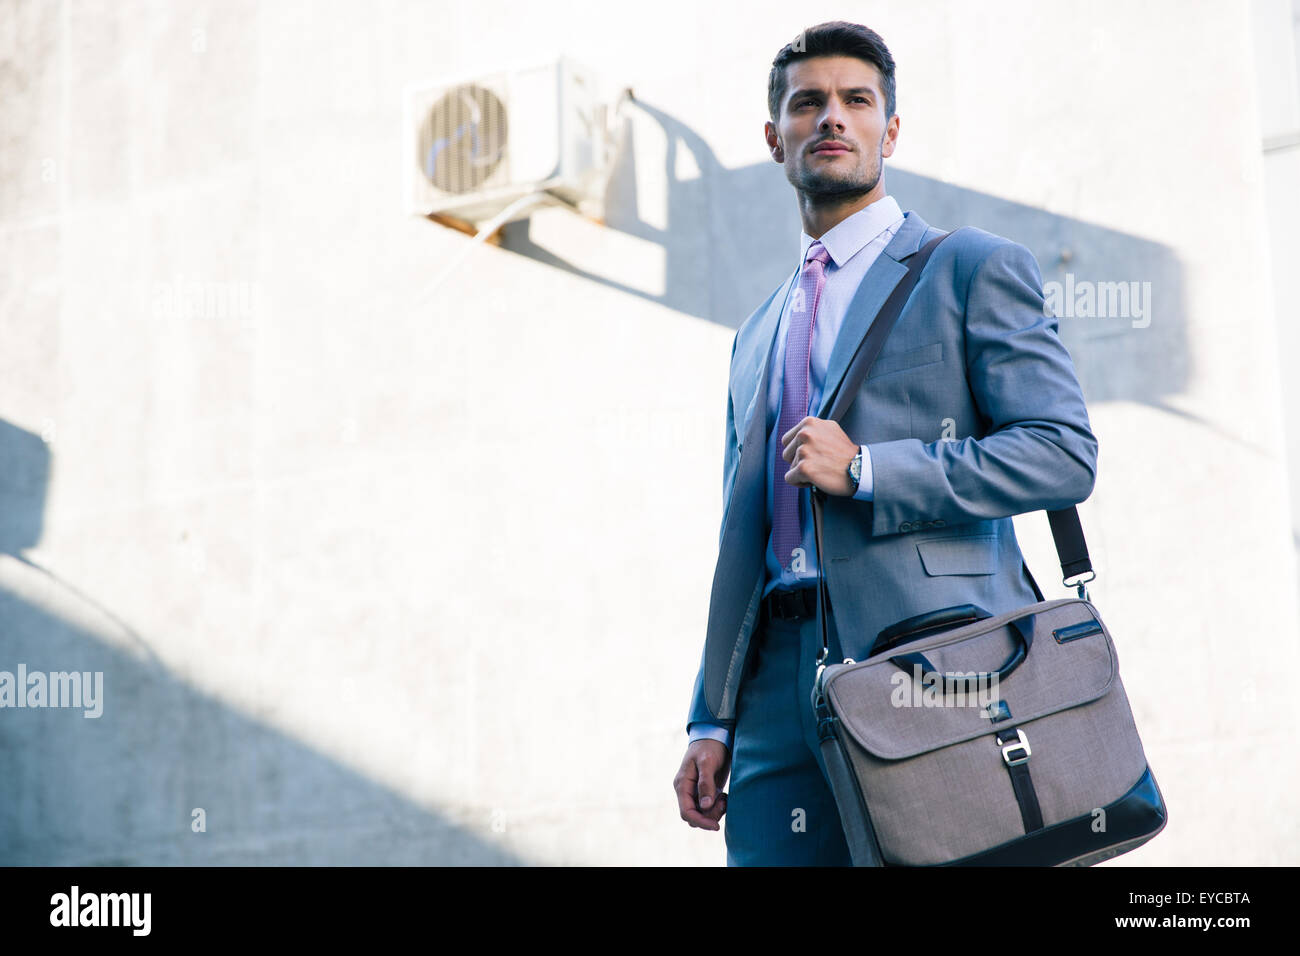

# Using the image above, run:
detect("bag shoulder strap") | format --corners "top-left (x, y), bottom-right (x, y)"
top-left (821, 226), bottom-right (953, 422)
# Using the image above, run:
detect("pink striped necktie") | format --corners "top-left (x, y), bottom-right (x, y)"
top-left (773, 240), bottom-right (831, 569)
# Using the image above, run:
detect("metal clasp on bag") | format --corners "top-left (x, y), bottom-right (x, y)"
top-left (811, 647), bottom-right (858, 743)
top-left (814, 645), bottom-right (855, 676)
top-left (996, 729), bottom-right (1031, 766)
top-left (1063, 570), bottom-right (1095, 601)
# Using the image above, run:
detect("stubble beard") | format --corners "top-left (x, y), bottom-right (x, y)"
top-left (792, 143), bottom-right (883, 203)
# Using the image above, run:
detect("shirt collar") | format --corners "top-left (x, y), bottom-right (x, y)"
top-left (799, 194), bottom-right (904, 269)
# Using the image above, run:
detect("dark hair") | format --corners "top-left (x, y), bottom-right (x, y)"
top-left (767, 21), bottom-right (896, 122)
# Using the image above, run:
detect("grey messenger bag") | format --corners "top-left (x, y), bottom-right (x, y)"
top-left (807, 231), bottom-right (1168, 866)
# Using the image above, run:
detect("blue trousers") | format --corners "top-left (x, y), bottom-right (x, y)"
top-left (724, 608), bottom-right (853, 866)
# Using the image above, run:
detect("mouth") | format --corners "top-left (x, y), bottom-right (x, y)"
top-left (811, 141), bottom-right (852, 155)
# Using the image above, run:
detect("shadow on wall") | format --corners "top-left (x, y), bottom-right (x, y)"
top-left (0, 419), bottom-right (522, 865)
top-left (501, 97), bottom-right (1190, 415)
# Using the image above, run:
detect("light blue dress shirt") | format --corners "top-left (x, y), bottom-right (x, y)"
top-left (689, 195), bottom-right (906, 752)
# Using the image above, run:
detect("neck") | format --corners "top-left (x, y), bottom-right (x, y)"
top-left (798, 181), bottom-right (889, 240)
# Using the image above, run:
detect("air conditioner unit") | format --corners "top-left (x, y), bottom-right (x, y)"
top-left (403, 57), bottom-right (622, 225)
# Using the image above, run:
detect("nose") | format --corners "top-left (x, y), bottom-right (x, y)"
top-left (818, 103), bottom-right (846, 134)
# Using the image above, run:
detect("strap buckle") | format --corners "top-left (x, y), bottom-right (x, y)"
top-left (996, 729), bottom-right (1031, 766)
top-left (1063, 570), bottom-right (1095, 601)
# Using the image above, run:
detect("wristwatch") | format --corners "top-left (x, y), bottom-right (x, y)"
top-left (847, 449), bottom-right (863, 493)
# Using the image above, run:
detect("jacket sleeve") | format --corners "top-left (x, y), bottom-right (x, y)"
top-left (865, 239), bottom-right (1098, 536)
top-left (686, 331), bottom-right (741, 736)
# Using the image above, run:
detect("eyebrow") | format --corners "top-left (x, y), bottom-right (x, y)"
top-left (787, 86), bottom-right (878, 101)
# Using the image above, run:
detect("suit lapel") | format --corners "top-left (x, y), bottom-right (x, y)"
top-left (816, 211), bottom-right (931, 419)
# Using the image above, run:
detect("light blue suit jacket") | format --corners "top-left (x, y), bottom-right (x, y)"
top-left (686, 209), bottom-right (1098, 736)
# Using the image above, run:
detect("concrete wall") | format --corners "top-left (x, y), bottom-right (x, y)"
top-left (1, 0), bottom-right (1296, 864)
top-left (1257, 0), bottom-right (1300, 602)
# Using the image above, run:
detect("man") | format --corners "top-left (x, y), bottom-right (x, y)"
top-left (672, 21), bottom-right (1098, 865)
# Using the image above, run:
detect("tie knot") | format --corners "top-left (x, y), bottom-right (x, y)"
top-left (805, 241), bottom-right (831, 270)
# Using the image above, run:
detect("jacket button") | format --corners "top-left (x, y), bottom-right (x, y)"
top-left (934, 519), bottom-right (945, 527)
top-left (899, 522), bottom-right (912, 532)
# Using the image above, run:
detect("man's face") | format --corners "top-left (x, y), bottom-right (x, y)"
top-left (766, 55), bottom-right (899, 201)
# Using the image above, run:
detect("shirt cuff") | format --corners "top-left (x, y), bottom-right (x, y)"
top-left (852, 444), bottom-right (874, 500)
top-left (687, 722), bottom-right (733, 751)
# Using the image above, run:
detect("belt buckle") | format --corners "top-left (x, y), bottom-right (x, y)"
top-left (765, 586), bottom-right (815, 621)
top-left (764, 589), bottom-right (792, 621)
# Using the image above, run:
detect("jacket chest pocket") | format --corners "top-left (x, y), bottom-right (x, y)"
top-left (867, 341), bottom-right (943, 381)
top-left (915, 534), bottom-right (998, 575)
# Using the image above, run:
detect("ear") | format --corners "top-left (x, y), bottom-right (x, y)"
top-left (881, 113), bottom-right (900, 159)
top-left (765, 120), bottom-right (784, 163)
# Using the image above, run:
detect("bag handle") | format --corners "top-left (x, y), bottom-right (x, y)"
top-left (872, 603), bottom-right (992, 655)
top-left (888, 615), bottom-right (1035, 693)
top-left (808, 227), bottom-right (1094, 673)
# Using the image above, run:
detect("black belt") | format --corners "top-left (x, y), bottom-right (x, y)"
top-left (761, 586), bottom-right (818, 622)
